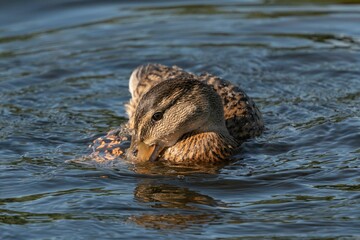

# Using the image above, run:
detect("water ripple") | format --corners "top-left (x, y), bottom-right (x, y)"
top-left (1, 0), bottom-right (360, 238)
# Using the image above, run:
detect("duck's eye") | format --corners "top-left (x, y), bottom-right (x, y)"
top-left (151, 112), bottom-right (163, 122)
top-left (132, 148), bottom-right (138, 157)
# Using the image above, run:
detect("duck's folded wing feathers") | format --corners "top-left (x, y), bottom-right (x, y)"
top-left (199, 73), bottom-right (264, 141)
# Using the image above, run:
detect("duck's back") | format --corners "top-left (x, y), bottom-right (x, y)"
top-left (198, 73), bottom-right (264, 140)
top-left (126, 64), bottom-right (264, 141)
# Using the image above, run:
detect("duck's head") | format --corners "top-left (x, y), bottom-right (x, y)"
top-left (127, 78), bottom-right (229, 162)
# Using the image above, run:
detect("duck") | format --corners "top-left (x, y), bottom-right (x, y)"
top-left (91, 64), bottom-right (264, 164)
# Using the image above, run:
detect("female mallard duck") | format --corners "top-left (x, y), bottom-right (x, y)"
top-left (91, 64), bottom-right (264, 164)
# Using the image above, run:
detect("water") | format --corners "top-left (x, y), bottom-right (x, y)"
top-left (1, 0), bottom-right (360, 239)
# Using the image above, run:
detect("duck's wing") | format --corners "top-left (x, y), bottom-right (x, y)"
top-left (89, 125), bottom-right (131, 161)
top-left (199, 73), bottom-right (264, 141)
top-left (125, 64), bottom-right (195, 127)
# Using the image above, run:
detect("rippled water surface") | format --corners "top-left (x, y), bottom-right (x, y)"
top-left (1, 0), bottom-right (360, 239)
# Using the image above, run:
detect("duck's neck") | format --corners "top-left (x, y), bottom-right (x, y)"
top-left (161, 131), bottom-right (239, 164)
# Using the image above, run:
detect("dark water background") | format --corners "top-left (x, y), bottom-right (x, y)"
top-left (1, 0), bottom-right (360, 239)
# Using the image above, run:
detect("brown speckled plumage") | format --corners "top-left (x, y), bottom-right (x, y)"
top-left (198, 73), bottom-right (263, 140)
top-left (160, 132), bottom-right (238, 164)
top-left (91, 64), bottom-right (264, 164)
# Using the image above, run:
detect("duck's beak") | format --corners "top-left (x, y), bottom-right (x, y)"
top-left (135, 141), bottom-right (163, 162)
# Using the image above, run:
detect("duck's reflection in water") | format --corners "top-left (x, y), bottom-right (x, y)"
top-left (80, 144), bottom-right (230, 229)
top-left (128, 180), bottom-right (225, 229)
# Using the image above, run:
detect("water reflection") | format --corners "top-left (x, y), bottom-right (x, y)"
top-left (129, 213), bottom-right (216, 230)
top-left (0, 208), bottom-right (75, 225)
top-left (129, 180), bottom-right (223, 229)
top-left (134, 181), bottom-right (222, 208)
top-left (130, 161), bottom-right (227, 175)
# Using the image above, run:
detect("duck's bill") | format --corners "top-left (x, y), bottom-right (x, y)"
top-left (137, 142), bottom-right (163, 162)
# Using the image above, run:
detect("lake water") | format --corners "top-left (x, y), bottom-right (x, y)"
top-left (1, 0), bottom-right (360, 239)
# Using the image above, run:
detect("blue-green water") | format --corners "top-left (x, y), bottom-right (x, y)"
top-left (1, 0), bottom-right (360, 239)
